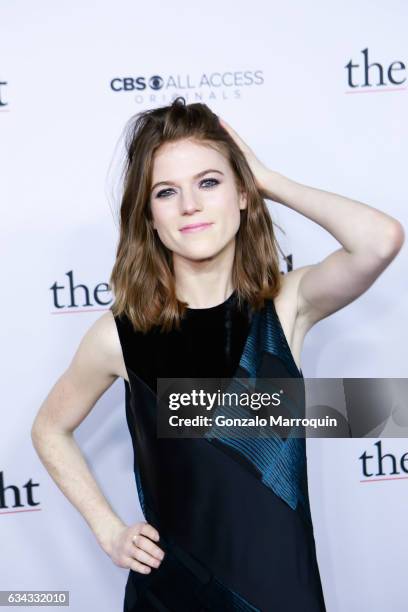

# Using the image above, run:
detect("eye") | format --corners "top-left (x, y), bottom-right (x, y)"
top-left (201, 177), bottom-right (220, 188)
top-left (156, 188), bottom-right (173, 199)
top-left (155, 177), bottom-right (220, 199)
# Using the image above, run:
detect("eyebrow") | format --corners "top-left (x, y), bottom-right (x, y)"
top-left (151, 168), bottom-right (224, 192)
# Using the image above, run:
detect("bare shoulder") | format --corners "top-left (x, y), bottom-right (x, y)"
top-left (92, 310), bottom-right (129, 382)
top-left (67, 310), bottom-right (128, 384)
top-left (273, 266), bottom-right (316, 372)
top-left (31, 311), bottom-right (129, 436)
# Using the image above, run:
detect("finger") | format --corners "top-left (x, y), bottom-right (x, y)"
top-left (220, 117), bottom-right (235, 133)
top-left (219, 117), bottom-right (235, 134)
top-left (220, 120), bottom-right (248, 150)
top-left (139, 522), bottom-right (160, 543)
top-left (132, 534), bottom-right (165, 562)
top-left (128, 557), bottom-right (152, 575)
top-left (131, 544), bottom-right (163, 569)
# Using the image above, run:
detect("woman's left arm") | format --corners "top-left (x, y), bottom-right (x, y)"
top-left (219, 117), bottom-right (405, 327)
top-left (261, 170), bottom-right (405, 326)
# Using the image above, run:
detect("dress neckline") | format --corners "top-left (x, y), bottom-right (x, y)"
top-left (185, 289), bottom-right (237, 313)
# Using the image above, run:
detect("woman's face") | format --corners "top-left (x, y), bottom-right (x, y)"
top-left (149, 138), bottom-right (247, 264)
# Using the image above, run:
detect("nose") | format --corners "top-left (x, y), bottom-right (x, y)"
top-left (179, 190), bottom-right (203, 215)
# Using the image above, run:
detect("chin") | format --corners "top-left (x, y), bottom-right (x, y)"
top-left (174, 243), bottom-right (224, 262)
top-left (183, 249), bottom-right (220, 262)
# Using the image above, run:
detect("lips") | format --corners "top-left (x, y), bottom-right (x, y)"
top-left (179, 222), bottom-right (214, 233)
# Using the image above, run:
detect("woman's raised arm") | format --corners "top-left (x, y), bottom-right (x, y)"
top-left (218, 116), bottom-right (405, 329)
top-left (260, 171), bottom-right (405, 328)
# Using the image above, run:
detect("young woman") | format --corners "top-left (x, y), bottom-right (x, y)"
top-left (31, 97), bottom-right (404, 611)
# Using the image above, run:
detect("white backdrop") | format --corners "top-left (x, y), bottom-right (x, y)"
top-left (1, 1), bottom-right (407, 611)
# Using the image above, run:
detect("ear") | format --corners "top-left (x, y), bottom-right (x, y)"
top-left (239, 190), bottom-right (248, 210)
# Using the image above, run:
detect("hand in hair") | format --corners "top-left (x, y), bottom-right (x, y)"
top-left (218, 116), bottom-right (271, 197)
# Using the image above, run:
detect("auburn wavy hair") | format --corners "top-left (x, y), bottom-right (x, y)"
top-left (109, 97), bottom-right (286, 333)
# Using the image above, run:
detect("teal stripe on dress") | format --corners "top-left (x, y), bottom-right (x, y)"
top-left (134, 466), bottom-right (146, 517)
top-left (204, 299), bottom-right (308, 513)
top-left (210, 576), bottom-right (261, 611)
top-left (265, 299), bottom-right (302, 378)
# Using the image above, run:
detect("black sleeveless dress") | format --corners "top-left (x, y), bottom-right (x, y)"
top-left (112, 290), bottom-right (326, 612)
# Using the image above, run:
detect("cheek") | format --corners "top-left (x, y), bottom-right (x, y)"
top-left (217, 201), bottom-right (242, 233)
top-left (151, 208), bottom-right (180, 249)
top-left (151, 205), bottom-right (172, 231)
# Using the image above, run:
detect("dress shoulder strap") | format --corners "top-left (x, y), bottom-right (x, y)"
top-left (266, 299), bottom-right (302, 377)
top-left (110, 308), bottom-right (138, 373)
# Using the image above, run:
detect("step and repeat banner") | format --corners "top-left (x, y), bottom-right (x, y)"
top-left (1, 1), bottom-right (407, 611)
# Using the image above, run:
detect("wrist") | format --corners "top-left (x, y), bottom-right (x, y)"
top-left (95, 515), bottom-right (126, 556)
top-left (261, 170), bottom-right (293, 203)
